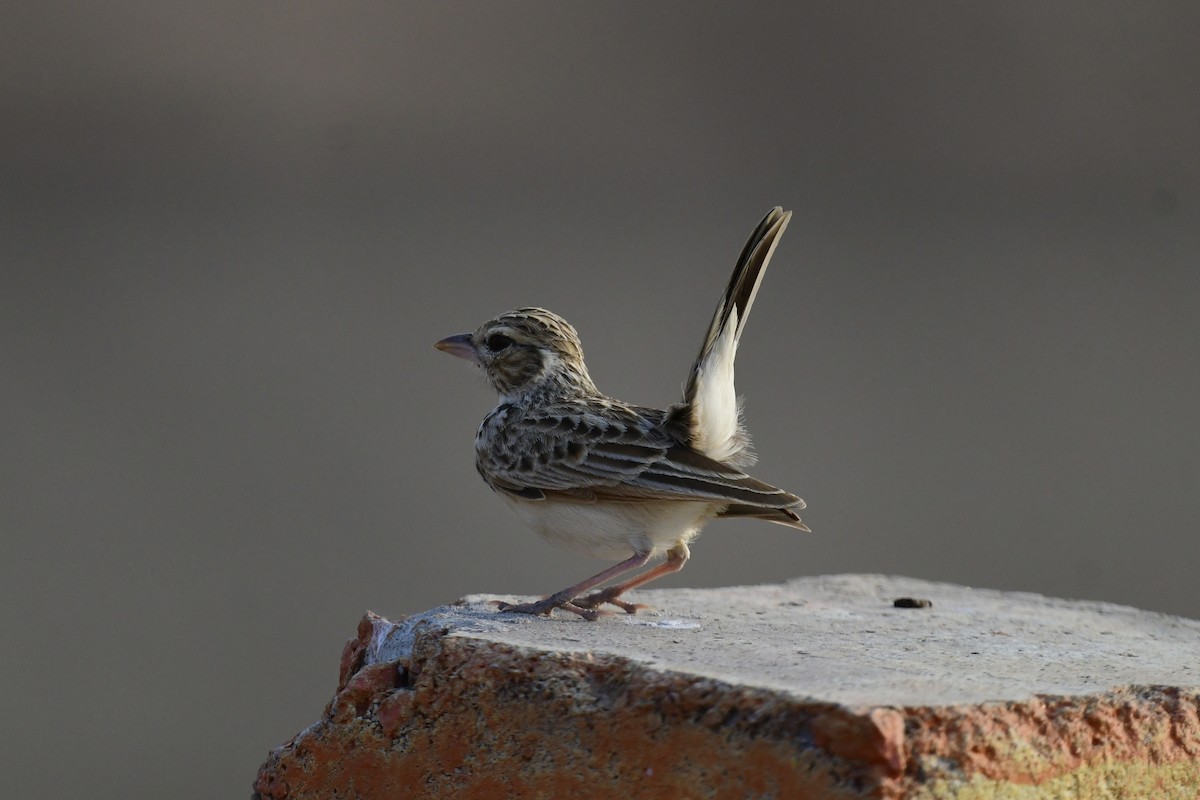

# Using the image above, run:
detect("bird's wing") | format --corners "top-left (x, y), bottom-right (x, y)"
top-left (480, 403), bottom-right (804, 511)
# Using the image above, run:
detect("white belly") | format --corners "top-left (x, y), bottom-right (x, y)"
top-left (500, 495), bottom-right (717, 560)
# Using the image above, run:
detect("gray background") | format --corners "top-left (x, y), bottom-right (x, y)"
top-left (3, 2), bottom-right (1198, 797)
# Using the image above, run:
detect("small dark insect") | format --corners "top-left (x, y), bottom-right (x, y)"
top-left (893, 597), bottom-right (932, 609)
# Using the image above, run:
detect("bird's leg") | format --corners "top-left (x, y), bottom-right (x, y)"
top-left (492, 550), bottom-right (652, 621)
top-left (575, 543), bottom-right (690, 614)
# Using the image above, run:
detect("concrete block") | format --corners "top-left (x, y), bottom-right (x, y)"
top-left (253, 575), bottom-right (1200, 798)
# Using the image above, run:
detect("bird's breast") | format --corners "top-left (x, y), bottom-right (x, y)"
top-left (497, 493), bottom-right (717, 561)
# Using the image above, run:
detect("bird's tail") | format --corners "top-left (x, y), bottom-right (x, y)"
top-left (676, 207), bottom-right (792, 467)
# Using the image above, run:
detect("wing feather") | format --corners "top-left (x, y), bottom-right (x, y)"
top-left (479, 404), bottom-right (803, 512)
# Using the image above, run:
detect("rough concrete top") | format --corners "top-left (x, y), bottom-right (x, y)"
top-left (256, 574), bottom-right (1200, 799)
top-left (371, 574), bottom-right (1200, 707)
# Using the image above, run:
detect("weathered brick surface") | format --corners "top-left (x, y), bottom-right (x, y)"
top-left (254, 576), bottom-right (1200, 799)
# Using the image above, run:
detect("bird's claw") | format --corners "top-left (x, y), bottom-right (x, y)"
top-left (490, 598), bottom-right (606, 621)
top-left (574, 588), bottom-right (649, 615)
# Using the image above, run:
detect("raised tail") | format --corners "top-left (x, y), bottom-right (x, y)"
top-left (673, 207), bottom-right (792, 466)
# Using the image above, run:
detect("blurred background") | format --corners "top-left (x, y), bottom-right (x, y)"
top-left (3, 2), bottom-right (1198, 796)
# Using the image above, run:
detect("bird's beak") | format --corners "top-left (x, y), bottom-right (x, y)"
top-left (434, 333), bottom-right (480, 363)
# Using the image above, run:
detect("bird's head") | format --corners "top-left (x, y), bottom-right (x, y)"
top-left (435, 307), bottom-right (596, 402)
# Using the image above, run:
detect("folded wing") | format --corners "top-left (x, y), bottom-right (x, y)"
top-left (480, 404), bottom-right (806, 528)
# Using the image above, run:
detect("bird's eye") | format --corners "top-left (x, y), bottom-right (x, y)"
top-left (485, 333), bottom-right (514, 352)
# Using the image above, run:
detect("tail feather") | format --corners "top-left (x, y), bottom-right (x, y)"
top-left (717, 503), bottom-right (811, 531)
top-left (676, 207), bottom-right (792, 465)
top-left (697, 207), bottom-right (791, 360)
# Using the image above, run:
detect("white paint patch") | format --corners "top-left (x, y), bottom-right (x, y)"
top-left (625, 618), bottom-right (702, 630)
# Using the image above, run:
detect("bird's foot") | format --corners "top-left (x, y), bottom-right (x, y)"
top-left (490, 598), bottom-right (606, 621)
top-left (574, 587), bottom-right (649, 615)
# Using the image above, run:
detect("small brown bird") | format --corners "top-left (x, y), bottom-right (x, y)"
top-left (436, 208), bottom-right (807, 620)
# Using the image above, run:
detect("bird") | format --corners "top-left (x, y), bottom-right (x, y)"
top-left (435, 207), bottom-right (808, 620)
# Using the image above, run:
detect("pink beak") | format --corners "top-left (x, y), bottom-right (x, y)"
top-left (434, 333), bottom-right (480, 363)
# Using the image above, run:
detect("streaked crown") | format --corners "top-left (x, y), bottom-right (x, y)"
top-left (472, 308), bottom-right (596, 400)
